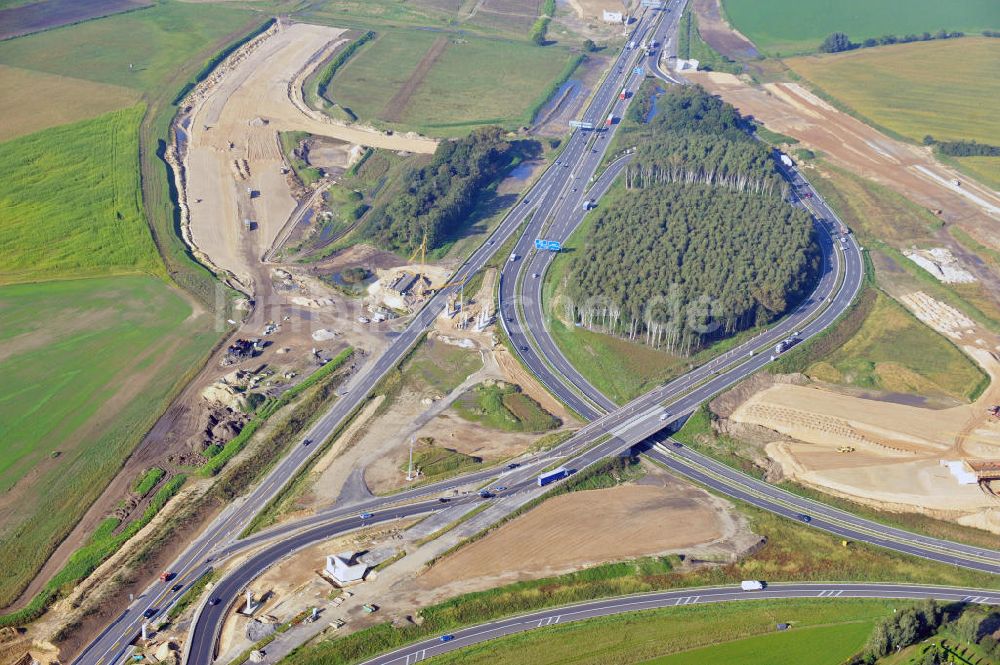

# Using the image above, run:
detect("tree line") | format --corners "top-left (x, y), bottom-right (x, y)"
top-left (362, 127), bottom-right (516, 254)
top-left (923, 135), bottom-right (1000, 157)
top-left (562, 85), bottom-right (816, 355)
top-left (847, 600), bottom-right (1000, 664)
top-left (820, 28), bottom-right (964, 53)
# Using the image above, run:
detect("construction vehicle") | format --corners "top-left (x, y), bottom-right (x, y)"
top-left (159, 572), bottom-right (173, 583)
top-left (988, 405), bottom-right (1000, 419)
top-left (837, 446), bottom-right (855, 453)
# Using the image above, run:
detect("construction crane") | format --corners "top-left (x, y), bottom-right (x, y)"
top-left (407, 233), bottom-right (427, 267)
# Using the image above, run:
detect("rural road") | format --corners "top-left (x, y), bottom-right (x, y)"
top-left (75, 3), bottom-right (1000, 664)
top-left (358, 583), bottom-right (1000, 665)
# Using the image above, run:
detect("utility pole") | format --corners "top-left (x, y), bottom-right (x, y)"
top-left (406, 436), bottom-right (415, 481)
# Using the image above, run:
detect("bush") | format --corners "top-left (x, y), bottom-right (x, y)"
top-left (820, 32), bottom-right (853, 53)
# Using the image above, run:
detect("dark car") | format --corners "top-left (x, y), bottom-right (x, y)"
top-left (520, 346), bottom-right (528, 351)
top-left (440, 634), bottom-right (455, 642)
top-left (172, 584), bottom-right (183, 593)
top-left (302, 438), bottom-right (312, 446)
top-left (210, 597), bottom-right (221, 606)
top-left (799, 514), bottom-right (812, 523)
top-left (507, 463), bottom-right (520, 470)
top-left (143, 608), bottom-right (158, 619)
top-left (437, 497), bottom-right (450, 503)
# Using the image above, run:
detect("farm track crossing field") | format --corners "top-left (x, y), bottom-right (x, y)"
top-left (0, 276), bottom-right (217, 608)
top-left (419, 599), bottom-right (890, 665)
top-left (0, 105), bottom-right (162, 284)
top-left (722, 0), bottom-right (1000, 55)
top-left (0, 64), bottom-right (140, 141)
top-left (786, 39), bottom-right (1000, 147)
top-left (328, 30), bottom-right (577, 136)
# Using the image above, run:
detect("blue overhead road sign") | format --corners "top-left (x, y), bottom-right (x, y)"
top-left (534, 239), bottom-right (562, 252)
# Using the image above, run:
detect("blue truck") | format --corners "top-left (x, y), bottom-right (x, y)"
top-left (537, 466), bottom-right (569, 487)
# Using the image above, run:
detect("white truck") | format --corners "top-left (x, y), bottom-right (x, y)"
top-left (741, 580), bottom-right (765, 591)
top-left (779, 153), bottom-right (794, 168)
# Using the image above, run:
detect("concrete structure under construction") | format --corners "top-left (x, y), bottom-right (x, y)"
top-left (325, 553), bottom-right (367, 585)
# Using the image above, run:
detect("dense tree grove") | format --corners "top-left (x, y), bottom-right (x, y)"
top-left (565, 86), bottom-right (816, 354)
top-left (363, 126), bottom-right (514, 253)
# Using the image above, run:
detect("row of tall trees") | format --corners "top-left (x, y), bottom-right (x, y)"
top-left (363, 126), bottom-right (514, 253)
top-left (564, 85), bottom-right (816, 354)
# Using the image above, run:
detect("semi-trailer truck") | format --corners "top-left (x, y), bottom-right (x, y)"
top-left (537, 466), bottom-right (569, 487)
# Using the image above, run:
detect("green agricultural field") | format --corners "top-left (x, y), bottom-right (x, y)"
top-left (422, 600), bottom-right (888, 665)
top-left (327, 30), bottom-right (578, 136)
top-left (722, 0), bottom-right (1000, 55)
top-left (0, 276), bottom-right (217, 608)
top-left (807, 291), bottom-right (986, 401)
top-left (0, 1), bottom-right (254, 94)
top-left (787, 39), bottom-right (1000, 146)
top-left (0, 105), bottom-right (162, 284)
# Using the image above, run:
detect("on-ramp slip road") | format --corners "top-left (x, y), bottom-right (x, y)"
top-left (361, 584), bottom-right (999, 665)
top-left (76, 4), bottom-right (1000, 663)
top-left (75, 9), bottom-right (668, 665)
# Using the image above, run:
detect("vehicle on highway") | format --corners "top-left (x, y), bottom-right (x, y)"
top-left (159, 571), bottom-right (173, 583)
top-left (302, 438), bottom-right (312, 446)
top-left (440, 634), bottom-right (455, 643)
top-left (210, 598), bottom-right (221, 606)
top-left (493, 486), bottom-right (507, 492)
top-left (509, 253), bottom-right (518, 262)
top-left (533, 273), bottom-right (539, 278)
top-left (799, 514), bottom-right (812, 523)
top-left (172, 584), bottom-right (183, 593)
top-left (143, 608), bottom-right (158, 619)
top-left (507, 463), bottom-right (520, 469)
top-left (740, 580), bottom-right (765, 591)
top-left (360, 512), bottom-right (373, 519)
top-left (437, 497), bottom-right (450, 503)
top-left (537, 466), bottom-right (569, 487)
top-left (659, 412), bottom-right (671, 421)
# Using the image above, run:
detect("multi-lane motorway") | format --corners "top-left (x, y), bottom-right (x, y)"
top-left (76, 3), bottom-right (999, 663)
top-left (75, 9), bottom-right (672, 665)
top-left (360, 583), bottom-right (1000, 665)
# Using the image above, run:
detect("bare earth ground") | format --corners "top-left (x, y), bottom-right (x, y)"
top-left (686, 73), bottom-right (1000, 253)
top-left (0, 64), bottom-right (140, 141)
top-left (690, 0), bottom-right (758, 59)
top-left (210, 466), bottom-right (753, 663)
top-left (728, 337), bottom-right (1000, 531)
top-left (417, 471), bottom-right (751, 597)
top-left (183, 22), bottom-right (437, 286)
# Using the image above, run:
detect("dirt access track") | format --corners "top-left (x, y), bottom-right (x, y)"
top-left (183, 22), bottom-right (438, 286)
top-left (687, 73), bottom-right (1000, 251)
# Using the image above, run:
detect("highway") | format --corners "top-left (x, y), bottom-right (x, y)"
top-left (77, 3), bottom-right (1000, 662)
top-left (359, 583), bottom-right (1000, 665)
top-left (74, 9), bottom-right (669, 665)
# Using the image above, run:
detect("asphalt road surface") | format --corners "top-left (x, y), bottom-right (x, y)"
top-left (75, 9), bottom-right (669, 665)
top-left (360, 584), bottom-right (1000, 665)
top-left (77, 3), bottom-right (1000, 662)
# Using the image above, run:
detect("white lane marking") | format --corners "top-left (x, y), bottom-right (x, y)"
top-left (406, 649), bottom-right (426, 664)
top-left (963, 596), bottom-right (989, 604)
